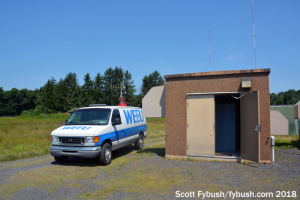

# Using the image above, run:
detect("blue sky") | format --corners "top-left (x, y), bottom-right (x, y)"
top-left (0, 0), bottom-right (299, 94)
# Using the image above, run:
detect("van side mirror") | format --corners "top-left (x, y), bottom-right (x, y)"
top-left (112, 118), bottom-right (120, 126)
top-left (65, 119), bottom-right (68, 124)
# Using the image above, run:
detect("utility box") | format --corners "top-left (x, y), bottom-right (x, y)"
top-left (164, 68), bottom-right (271, 164)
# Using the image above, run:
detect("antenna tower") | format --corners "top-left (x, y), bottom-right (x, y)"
top-left (209, 30), bottom-right (211, 71)
top-left (252, 0), bottom-right (257, 69)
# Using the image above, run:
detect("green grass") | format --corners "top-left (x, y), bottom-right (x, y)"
top-left (0, 114), bottom-right (70, 162)
top-left (19, 112), bottom-right (71, 120)
top-left (273, 135), bottom-right (300, 149)
top-left (0, 142), bottom-right (166, 198)
top-left (0, 116), bottom-right (165, 162)
top-left (145, 117), bottom-right (165, 140)
top-left (0, 141), bottom-right (233, 199)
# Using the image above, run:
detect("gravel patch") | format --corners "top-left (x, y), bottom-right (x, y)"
top-left (0, 148), bottom-right (299, 199)
top-left (0, 155), bottom-right (52, 168)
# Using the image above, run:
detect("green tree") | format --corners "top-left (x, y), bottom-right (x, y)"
top-left (94, 72), bottom-right (104, 104)
top-left (55, 78), bottom-right (68, 112)
top-left (103, 67), bottom-right (115, 105)
top-left (2, 88), bottom-right (20, 116)
top-left (270, 89), bottom-right (300, 105)
top-left (41, 77), bottom-right (57, 113)
top-left (141, 70), bottom-right (164, 97)
top-left (19, 89), bottom-right (36, 112)
top-left (64, 72), bottom-right (80, 110)
top-left (0, 87), bottom-right (4, 116)
top-left (131, 94), bottom-right (143, 108)
top-left (123, 70), bottom-right (136, 106)
top-left (103, 67), bottom-right (124, 106)
top-left (82, 73), bottom-right (94, 106)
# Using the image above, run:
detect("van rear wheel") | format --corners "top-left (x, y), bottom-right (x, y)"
top-left (54, 156), bottom-right (69, 163)
top-left (98, 143), bottom-right (112, 165)
top-left (135, 135), bottom-right (144, 150)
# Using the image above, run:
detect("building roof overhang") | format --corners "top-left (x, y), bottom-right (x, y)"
top-left (164, 68), bottom-right (270, 79)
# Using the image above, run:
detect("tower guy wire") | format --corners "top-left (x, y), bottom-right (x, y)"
top-left (209, 30), bottom-right (211, 71)
top-left (252, 0), bottom-right (257, 69)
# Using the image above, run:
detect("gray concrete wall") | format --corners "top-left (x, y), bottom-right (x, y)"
top-left (142, 85), bottom-right (165, 117)
top-left (270, 110), bottom-right (289, 135)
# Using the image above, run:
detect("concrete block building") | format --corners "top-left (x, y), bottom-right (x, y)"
top-left (164, 69), bottom-right (271, 163)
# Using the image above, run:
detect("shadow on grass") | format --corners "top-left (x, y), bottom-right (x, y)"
top-left (136, 147), bottom-right (165, 158)
top-left (275, 139), bottom-right (300, 149)
top-left (50, 144), bottom-right (165, 166)
top-left (50, 145), bottom-right (137, 167)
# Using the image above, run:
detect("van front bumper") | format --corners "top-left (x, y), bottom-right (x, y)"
top-left (50, 145), bottom-right (101, 158)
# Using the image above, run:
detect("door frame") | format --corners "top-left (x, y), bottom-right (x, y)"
top-left (186, 92), bottom-right (242, 158)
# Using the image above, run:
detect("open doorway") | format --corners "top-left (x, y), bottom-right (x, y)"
top-left (215, 95), bottom-right (240, 158)
top-left (186, 91), bottom-right (260, 162)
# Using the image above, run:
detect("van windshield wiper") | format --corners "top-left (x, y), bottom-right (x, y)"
top-left (67, 122), bottom-right (78, 125)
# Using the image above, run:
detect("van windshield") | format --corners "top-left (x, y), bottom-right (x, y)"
top-left (66, 108), bottom-right (111, 125)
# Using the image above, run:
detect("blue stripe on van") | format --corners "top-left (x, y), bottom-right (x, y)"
top-left (95, 124), bottom-right (147, 146)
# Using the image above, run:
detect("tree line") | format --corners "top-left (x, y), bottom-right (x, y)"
top-left (0, 67), bottom-right (164, 116)
top-left (1, 68), bottom-right (299, 117)
top-left (270, 89), bottom-right (300, 105)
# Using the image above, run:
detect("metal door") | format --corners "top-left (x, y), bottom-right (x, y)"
top-left (240, 91), bottom-right (260, 163)
top-left (187, 94), bottom-right (215, 156)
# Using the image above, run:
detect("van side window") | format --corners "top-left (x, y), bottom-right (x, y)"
top-left (112, 109), bottom-right (122, 124)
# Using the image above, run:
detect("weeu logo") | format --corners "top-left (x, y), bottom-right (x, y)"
top-left (123, 110), bottom-right (144, 125)
top-left (62, 126), bottom-right (92, 130)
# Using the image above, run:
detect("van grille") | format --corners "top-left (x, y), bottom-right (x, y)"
top-left (59, 137), bottom-right (84, 144)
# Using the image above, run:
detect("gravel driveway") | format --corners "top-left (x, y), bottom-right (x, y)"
top-left (0, 144), bottom-right (299, 200)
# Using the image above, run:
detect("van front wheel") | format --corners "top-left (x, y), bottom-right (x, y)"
top-left (98, 143), bottom-right (112, 165)
top-left (135, 135), bottom-right (144, 150)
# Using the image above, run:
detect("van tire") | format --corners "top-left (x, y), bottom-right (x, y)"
top-left (98, 143), bottom-right (112, 165)
top-left (54, 156), bottom-right (69, 163)
top-left (135, 135), bottom-right (144, 150)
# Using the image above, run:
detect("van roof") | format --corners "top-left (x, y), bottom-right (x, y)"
top-left (77, 106), bottom-right (141, 110)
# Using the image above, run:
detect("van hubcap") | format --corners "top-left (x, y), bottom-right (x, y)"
top-left (139, 138), bottom-right (143, 147)
top-left (105, 148), bottom-right (111, 162)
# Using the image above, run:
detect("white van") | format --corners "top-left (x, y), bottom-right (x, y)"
top-left (50, 106), bottom-right (147, 165)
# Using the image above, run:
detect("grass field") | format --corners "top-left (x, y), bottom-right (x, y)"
top-left (2, 114), bottom-right (300, 162)
top-left (0, 115), bottom-right (69, 162)
top-left (272, 135), bottom-right (300, 149)
top-left (0, 116), bottom-right (165, 162)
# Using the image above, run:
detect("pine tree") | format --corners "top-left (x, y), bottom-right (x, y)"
top-left (82, 73), bottom-right (94, 106)
top-left (42, 77), bottom-right (57, 113)
top-left (123, 70), bottom-right (136, 106)
top-left (94, 72), bottom-right (104, 104)
top-left (141, 70), bottom-right (164, 97)
top-left (55, 78), bottom-right (68, 112)
top-left (64, 72), bottom-right (79, 111)
top-left (0, 87), bottom-right (3, 116)
top-left (103, 67), bottom-right (117, 105)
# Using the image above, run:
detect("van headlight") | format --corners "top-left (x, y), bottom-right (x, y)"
top-left (52, 136), bottom-right (59, 142)
top-left (86, 136), bottom-right (94, 143)
top-left (86, 136), bottom-right (100, 143)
